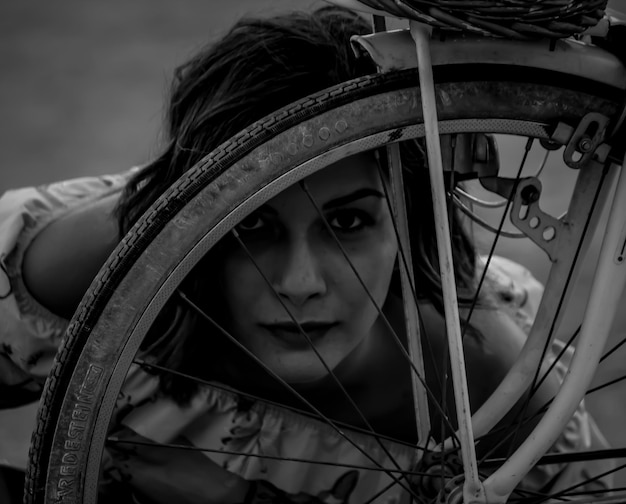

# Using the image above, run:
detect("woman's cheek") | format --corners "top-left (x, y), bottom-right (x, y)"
top-left (222, 261), bottom-right (260, 318)
top-left (374, 236), bottom-right (398, 279)
top-left (351, 247), bottom-right (396, 303)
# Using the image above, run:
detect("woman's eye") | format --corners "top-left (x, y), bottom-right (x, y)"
top-left (328, 211), bottom-right (367, 232)
top-left (236, 213), bottom-right (265, 232)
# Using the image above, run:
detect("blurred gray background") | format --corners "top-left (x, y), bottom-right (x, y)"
top-left (1, 0), bottom-right (625, 486)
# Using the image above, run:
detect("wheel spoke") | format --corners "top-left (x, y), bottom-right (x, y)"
top-left (106, 436), bottom-right (433, 477)
top-left (587, 374), bottom-right (626, 395)
top-left (553, 486), bottom-right (626, 498)
top-left (527, 462), bottom-right (626, 504)
top-left (599, 334), bottom-right (626, 363)
top-left (386, 141), bottom-right (432, 447)
top-left (441, 136), bottom-right (459, 451)
top-left (531, 329), bottom-right (580, 397)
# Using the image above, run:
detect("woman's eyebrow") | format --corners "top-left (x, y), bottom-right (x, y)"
top-left (322, 188), bottom-right (385, 210)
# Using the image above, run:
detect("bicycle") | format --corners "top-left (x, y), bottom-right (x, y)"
top-left (23, 1), bottom-right (626, 502)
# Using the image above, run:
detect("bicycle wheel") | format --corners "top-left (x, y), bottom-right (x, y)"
top-left (25, 37), bottom-right (626, 504)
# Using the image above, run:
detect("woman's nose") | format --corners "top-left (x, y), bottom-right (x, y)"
top-left (274, 237), bottom-right (327, 306)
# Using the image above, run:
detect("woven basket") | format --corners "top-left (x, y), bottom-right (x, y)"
top-left (357, 0), bottom-right (608, 39)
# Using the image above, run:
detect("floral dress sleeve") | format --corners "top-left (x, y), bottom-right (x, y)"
top-left (0, 169), bottom-right (137, 386)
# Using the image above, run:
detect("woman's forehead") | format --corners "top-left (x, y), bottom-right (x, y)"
top-left (262, 152), bottom-right (384, 214)
top-left (304, 152), bottom-right (383, 198)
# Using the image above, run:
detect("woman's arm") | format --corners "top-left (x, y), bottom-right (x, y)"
top-left (21, 192), bottom-right (120, 320)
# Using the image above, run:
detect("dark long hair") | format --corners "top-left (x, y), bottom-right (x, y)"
top-left (113, 6), bottom-right (478, 403)
top-left (115, 6), bottom-right (375, 234)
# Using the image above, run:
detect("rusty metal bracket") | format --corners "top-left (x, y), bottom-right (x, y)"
top-left (510, 152), bottom-right (609, 261)
top-left (551, 112), bottom-right (612, 169)
top-left (510, 178), bottom-right (561, 261)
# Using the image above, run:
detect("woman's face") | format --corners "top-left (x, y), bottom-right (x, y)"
top-left (221, 153), bottom-right (398, 383)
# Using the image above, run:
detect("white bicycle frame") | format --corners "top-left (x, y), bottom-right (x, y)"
top-left (333, 2), bottom-right (626, 502)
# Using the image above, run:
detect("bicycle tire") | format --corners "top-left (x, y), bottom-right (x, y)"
top-left (25, 57), bottom-right (626, 504)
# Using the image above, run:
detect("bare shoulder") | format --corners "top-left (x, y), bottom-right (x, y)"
top-left (22, 192), bottom-right (121, 319)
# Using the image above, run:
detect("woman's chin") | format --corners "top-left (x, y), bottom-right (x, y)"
top-left (279, 368), bottom-right (329, 385)
top-left (270, 357), bottom-right (334, 385)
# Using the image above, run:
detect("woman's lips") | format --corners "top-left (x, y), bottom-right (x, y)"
top-left (260, 322), bottom-right (338, 349)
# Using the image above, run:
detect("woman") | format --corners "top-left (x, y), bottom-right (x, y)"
top-left (0, 5), bottom-right (611, 504)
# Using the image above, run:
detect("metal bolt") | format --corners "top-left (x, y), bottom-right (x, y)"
top-left (578, 136), bottom-right (594, 153)
top-left (540, 138), bottom-right (561, 151)
top-left (520, 185), bottom-right (540, 204)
